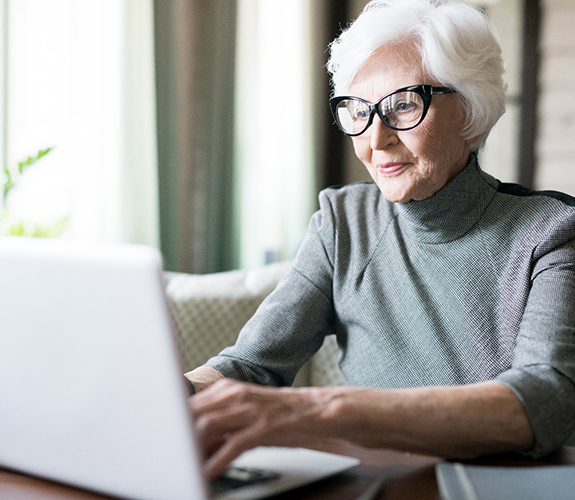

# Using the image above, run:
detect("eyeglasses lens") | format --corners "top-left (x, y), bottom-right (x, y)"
top-left (336, 90), bottom-right (425, 134)
top-left (336, 100), bottom-right (370, 135)
top-left (381, 91), bottom-right (424, 129)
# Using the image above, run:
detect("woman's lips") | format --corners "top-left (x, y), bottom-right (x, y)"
top-left (377, 162), bottom-right (410, 175)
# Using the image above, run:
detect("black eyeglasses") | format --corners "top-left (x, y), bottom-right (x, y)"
top-left (329, 84), bottom-right (456, 136)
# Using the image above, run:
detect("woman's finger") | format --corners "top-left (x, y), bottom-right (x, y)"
top-left (190, 379), bottom-right (335, 477)
top-left (195, 401), bottom-right (259, 444)
top-left (191, 379), bottom-right (268, 415)
top-left (203, 419), bottom-right (278, 479)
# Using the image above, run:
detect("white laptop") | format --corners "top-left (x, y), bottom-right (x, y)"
top-left (0, 236), bottom-right (359, 500)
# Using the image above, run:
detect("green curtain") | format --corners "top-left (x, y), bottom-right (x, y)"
top-left (154, 0), bottom-right (237, 273)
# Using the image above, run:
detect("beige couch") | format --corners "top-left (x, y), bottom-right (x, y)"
top-left (164, 261), bottom-right (342, 387)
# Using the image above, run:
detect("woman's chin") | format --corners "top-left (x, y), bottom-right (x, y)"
top-left (375, 182), bottom-right (413, 204)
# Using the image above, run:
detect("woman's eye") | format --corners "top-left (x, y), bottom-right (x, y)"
top-left (396, 101), bottom-right (416, 113)
top-left (352, 108), bottom-right (370, 121)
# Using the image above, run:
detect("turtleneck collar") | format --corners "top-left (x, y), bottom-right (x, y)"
top-left (393, 155), bottom-right (498, 244)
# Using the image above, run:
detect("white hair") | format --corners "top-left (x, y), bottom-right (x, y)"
top-left (327, 0), bottom-right (506, 151)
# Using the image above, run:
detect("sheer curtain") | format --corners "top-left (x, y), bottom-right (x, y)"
top-left (1, 0), bottom-right (158, 246)
top-left (234, 0), bottom-right (324, 269)
top-left (0, 0), bottom-right (6, 171)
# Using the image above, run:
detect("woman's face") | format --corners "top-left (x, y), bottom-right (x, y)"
top-left (349, 44), bottom-right (471, 203)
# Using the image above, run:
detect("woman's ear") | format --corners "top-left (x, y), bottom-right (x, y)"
top-left (466, 135), bottom-right (480, 149)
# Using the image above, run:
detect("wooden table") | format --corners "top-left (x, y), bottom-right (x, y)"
top-left (2, 444), bottom-right (574, 500)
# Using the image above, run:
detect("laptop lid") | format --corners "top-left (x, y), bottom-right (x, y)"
top-left (0, 236), bottom-right (209, 500)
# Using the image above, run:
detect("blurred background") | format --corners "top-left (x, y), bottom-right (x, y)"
top-left (0, 0), bottom-right (572, 273)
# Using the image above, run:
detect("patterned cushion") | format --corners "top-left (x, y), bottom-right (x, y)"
top-left (308, 335), bottom-right (342, 387)
top-left (164, 261), bottom-right (342, 387)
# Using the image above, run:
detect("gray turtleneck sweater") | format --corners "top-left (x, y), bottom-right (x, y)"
top-left (206, 157), bottom-right (575, 457)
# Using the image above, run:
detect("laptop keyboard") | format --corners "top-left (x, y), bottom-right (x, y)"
top-left (211, 466), bottom-right (281, 494)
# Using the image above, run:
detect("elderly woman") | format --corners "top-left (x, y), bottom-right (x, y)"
top-left (188, 0), bottom-right (575, 479)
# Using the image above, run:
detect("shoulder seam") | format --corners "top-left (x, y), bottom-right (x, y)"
top-left (322, 181), bottom-right (375, 192)
top-left (497, 183), bottom-right (575, 207)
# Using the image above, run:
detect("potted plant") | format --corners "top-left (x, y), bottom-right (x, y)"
top-left (1, 147), bottom-right (68, 237)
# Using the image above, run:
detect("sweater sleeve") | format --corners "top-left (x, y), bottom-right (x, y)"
top-left (496, 238), bottom-right (575, 457)
top-left (205, 191), bottom-right (337, 386)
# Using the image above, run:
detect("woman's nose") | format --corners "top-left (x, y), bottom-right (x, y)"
top-left (369, 116), bottom-right (399, 150)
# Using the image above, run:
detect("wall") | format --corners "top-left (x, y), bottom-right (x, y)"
top-left (480, 0), bottom-right (522, 184)
top-left (536, 0), bottom-right (575, 194)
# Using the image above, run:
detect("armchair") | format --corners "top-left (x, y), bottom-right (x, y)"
top-left (164, 261), bottom-right (342, 387)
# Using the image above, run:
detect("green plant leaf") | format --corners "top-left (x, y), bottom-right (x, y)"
top-left (2, 166), bottom-right (13, 203)
top-left (17, 146), bottom-right (53, 174)
top-left (38, 217), bottom-right (69, 238)
top-left (3, 147), bottom-right (54, 207)
top-left (1, 147), bottom-right (61, 235)
top-left (6, 220), bottom-right (24, 236)
top-left (37, 147), bottom-right (52, 159)
top-left (3, 216), bottom-right (69, 238)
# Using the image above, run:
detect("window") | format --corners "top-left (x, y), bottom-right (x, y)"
top-left (234, 0), bottom-right (317, 268)
top-left (0, 0), bottom-right (158, 244)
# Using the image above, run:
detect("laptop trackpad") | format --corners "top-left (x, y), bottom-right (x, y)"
top-left (212, 446), bottom-right (360, 500)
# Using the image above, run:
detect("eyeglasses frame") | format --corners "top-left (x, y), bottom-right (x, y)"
top-left (329, 84), bottom-right (456, 136)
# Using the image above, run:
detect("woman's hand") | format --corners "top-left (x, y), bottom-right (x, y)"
top-left (184, 366), bottom-right (225, 393)
top-left (190, 379), bottom-right (534, 480)
top-left (189, 379), bottom-right (335, 479)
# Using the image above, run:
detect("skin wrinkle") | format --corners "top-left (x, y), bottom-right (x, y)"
top-left (192, 381), bottom-right (334, 477)
top-left (322, 383), bottom-right (530, 457)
